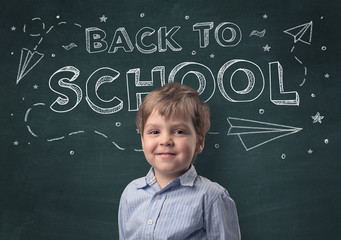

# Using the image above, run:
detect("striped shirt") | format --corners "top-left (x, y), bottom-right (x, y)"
top-left (118, 165), bottom-right (241, 239)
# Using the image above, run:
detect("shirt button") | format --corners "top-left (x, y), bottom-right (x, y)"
top-left (156, 194), bottom-right (162, 199)
top-left (147, 219), bottom-right (153, 225)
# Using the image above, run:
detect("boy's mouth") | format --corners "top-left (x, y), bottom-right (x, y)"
top-left (156, 152), bottom-right (176, 157)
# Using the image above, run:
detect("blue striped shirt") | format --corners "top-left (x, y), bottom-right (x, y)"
top-left (118, 165), bottom-right (241, 239)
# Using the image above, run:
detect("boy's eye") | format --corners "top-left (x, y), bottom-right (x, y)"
top-left (149, 130), bottom-right (159, 135)
top-left (174, 129), bottom-right (185, 134)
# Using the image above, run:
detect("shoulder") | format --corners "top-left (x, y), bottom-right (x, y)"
top-left (120, 177), bottom-right (145, 198)
top-left (194, 175), bottom-right (234, 208)
top-left (195, 175), bottom-right (230, 196)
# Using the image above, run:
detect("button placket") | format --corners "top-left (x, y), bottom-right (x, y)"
top-left (156, 194), bottom-right (162, 200)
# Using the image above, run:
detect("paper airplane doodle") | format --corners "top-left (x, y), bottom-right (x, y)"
top-left (227, 117), bottom-right (302, 151)
top-left (16, 48), bottom-right (44, 84)
top-left (283, 21), bottom-right (313, 45)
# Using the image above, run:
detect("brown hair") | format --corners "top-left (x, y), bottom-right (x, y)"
top-left (136, 82), bottom-right (210, 142)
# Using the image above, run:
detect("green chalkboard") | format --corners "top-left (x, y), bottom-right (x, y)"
top-left (1, 0), bottom-right (341, 239)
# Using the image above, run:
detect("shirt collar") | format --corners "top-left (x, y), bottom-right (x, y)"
top-left (136, 165), bottom-right (198, 189)
top-left (179, 165), bottom-right (197, 187)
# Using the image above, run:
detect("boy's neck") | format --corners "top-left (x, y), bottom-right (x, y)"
top-left (156, 177), bottom-right (173, 189)
top-left (153, 167), bottom-right (190, 189)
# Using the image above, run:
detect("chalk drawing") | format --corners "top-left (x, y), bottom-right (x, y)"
top-left (193, 22), bottom-right (242, 48)
top-left (215, 22), bottom-right (242, 47)
top-left (24, 102), bottom-right (130, 151)
top-left (49, 66), bottom-right (83, 113)
top-left (249, 29), bottom-right (266, 38)
top-left (16, 17), bottom-right (83, 83)
top-left (47, 136), bottom-right (65, 142)
top-left (112, 141), bottom-right (125, 151)
top-left (193, 22), bottom-right (214, 48)
top-left (263, 44), bottom-right (271, 51)
top-left (284, 22), bottom-right (313, 87)
top-left (24, 103), bottom-right (46, 137)
top-left (311, 112), bottom-right (324, 124)
top-left (16, 48), bottom-right (44, 84)
top-left (283, 21), bottom-right (313, 45)
top-left (269, 61), bottom-right (300, 106)
top-left (99, 15), bottom-right (108, 22)
top-left (69, 131), bottom-right (85, 136)
top-left (208, 132), bottom-right (220, 135)
top-left (169, 62), bottom-right (216, 102)
top-left (62, 43), bottom-right (78, 50)
top-left (94, 131), bottom-right (108, 138)
top-left (217, 59), bottom-right (265, 103)
top-left (27, 126), bottom-right (38, 137)
top-left (227, 117), bottom-right (302, 151)
top-left (13, 14), bottom-right (328, 156)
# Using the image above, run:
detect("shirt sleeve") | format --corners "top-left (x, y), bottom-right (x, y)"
top-left (204, 189), bottom-right (241, 240)
top-left (118, 188), bottom-right (127, 240)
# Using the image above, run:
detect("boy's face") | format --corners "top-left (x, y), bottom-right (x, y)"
top-left (141, 109), bottom-right (204, 182)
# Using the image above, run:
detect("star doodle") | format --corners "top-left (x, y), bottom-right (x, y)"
top-left (308, 149), bottom-right (313, 154)
top-left (14, 140), bottom-right (19, 145)
top-left (99, 15), bottom-right (108, 22)
top-left (210, 53), bottom-right (215, 58)
top-left (311, 112), bottom-right (324, 124)
top-left (33, 84), bottom-right (38, 89)
top-left (324, 73), bottom-right (330, 78)
top-left (11, 26), bottom-right (16, 31)
top-left (263, 14), bottom-right (268, 19)
top-left (263, 44), bottom-right (271, 51)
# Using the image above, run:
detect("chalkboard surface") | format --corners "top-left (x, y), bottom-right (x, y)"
top-left (1, 0), bottom-right (341, 239)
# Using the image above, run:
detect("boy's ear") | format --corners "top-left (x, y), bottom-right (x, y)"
top-left (140, 135), bottom-right (144, 148)
top-left (195, 138), bottom-right (205, 154)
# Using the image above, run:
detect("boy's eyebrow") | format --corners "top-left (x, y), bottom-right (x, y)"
top-left (144, 123), bottom-right (159, 129)
top-left (145, 122), bottom-right (191, 129)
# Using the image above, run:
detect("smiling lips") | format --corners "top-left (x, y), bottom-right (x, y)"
top-left (156, 152), bottom-right (176, 158)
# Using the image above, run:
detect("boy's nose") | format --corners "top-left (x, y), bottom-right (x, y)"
top-left (160, 133), bottom-right (174, 146)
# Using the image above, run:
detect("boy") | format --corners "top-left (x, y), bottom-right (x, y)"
top-left (118, 82), bottom-right (241, 239)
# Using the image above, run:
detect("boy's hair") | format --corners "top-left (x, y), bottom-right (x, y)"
top-left (136, 82), bottom-right (210, 142)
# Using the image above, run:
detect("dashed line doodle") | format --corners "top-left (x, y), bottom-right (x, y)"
top-left (24, 103), bottom-right (132, 151)
top-left (284, 21), bottom-right (313, 87)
